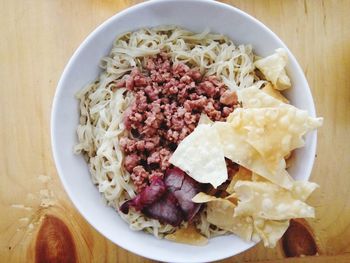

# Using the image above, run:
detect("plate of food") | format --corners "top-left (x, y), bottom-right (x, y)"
top-left (51, 0), bottom-right (323, 262)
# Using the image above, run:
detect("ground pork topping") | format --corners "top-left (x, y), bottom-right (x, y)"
top-left (119, 53), bottom-right (238, 192)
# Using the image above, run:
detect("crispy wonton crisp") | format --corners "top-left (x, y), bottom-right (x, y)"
top-left (254, 48), bottom-right (291, 90)
top-left (169, 124), bottom-right (227, 188)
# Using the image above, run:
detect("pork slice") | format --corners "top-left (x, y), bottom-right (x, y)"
top-left (143, 192), bottom-right (184, 226)
top-left (165, 168), bottom-right (202, 221)
top-left (164, 167), bottom-right (184, 192)
top-left (120, 177), bottom-right (166, 214)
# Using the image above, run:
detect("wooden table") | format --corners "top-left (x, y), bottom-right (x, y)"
top-left (1, 0), bottom-right (349, 262)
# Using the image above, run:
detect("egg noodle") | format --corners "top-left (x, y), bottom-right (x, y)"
top-left (74, 26), bottom-right (263, 238)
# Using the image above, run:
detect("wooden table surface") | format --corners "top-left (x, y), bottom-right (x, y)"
top-left (1, 0), bottom-right (349, 262)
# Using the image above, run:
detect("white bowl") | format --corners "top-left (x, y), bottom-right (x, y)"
top-left (51, 0), bottom-right (317, 262)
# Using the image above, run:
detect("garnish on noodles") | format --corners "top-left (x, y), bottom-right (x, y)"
top-left (75, 26), bottom-right (323, 247)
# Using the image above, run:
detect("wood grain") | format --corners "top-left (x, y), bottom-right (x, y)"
top-left (0, 0), bottom-right (349, 262)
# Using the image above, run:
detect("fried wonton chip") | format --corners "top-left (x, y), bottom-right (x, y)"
top-left (198, 113), bottom-right (214, 125)
top-left (237, 85), bottom-right (286, 109)
top-left (207, 199), bottom-right (254, 241)
top-left (238, 85), bottom-right (321, 127)
top-left (253, 218), bottom-right (290, 248)
top-left (192, 192), bottom-right (218, 203)
top-left (193, 181), bottom-right (316, 249)
top-left (233, 181), bottom-right (316, 220)
top-left (262, 83), bottom-right (289, 103)
top-left (228, 107), bottom-right (323, 172)
top-left (254, 48), bottom-right (291, 90)
top-left (193, 192), bottom-right (253, 241)
top-left (225, 193), bottom-right (238, 204)
top-left (251, 172), bottom-right (268, 182)
top-left (193, 191), bottom-right (238, 204)
top-left (213, 121), bottom-right (294, 189)
top-left (165, 225), bottom-right (208, 246)
top-left (226, 166), bottom-right (252, 194)
top-left (291, 180), bottom-right (319, 201)
top-left (236, 86), bottom-right (323, 170)
top-left (169, 124), bottom-right (227, 188)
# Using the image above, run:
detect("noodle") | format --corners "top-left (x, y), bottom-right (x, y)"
top-left (74, 26), bottom-right (262, 238)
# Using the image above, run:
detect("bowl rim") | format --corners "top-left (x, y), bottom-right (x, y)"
top-left (51, 0), bottom-right (317, 262)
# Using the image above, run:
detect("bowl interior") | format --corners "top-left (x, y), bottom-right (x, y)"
top-left (51, 0), bottom-right (317, 262)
